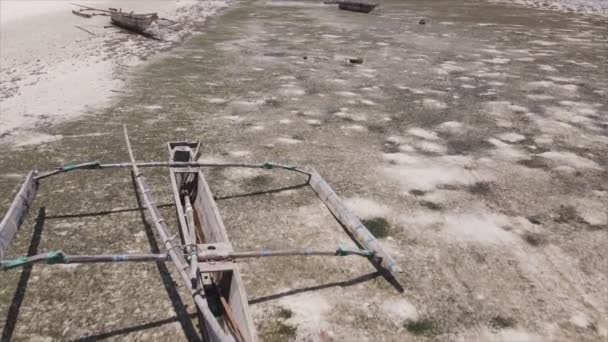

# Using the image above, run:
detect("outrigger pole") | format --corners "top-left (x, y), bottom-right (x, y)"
top-left (123, 126), bottom-right (235, 342)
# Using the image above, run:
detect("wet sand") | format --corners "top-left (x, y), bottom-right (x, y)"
top-left (0, 0), bottom-right (607, 340)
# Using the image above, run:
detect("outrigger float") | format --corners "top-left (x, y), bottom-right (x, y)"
top-left (0, 126), bottom-right (402, 341)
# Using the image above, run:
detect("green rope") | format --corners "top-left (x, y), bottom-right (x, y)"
top-left (46, 251), bottom-right (65, 264)
top-left (335, 247), bottom-right (375, 258)
top-left (362, 250), bottom-right (376, 258)
top-left (1, 251), bottom-right (65, 270)
top-left (262, 162), bottom-right (297, 171)
top-left (1, 256), bottom-right (28, 270)
top-left (61, 161), bottom-right (101, 172)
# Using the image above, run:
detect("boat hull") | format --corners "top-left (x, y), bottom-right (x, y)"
top-left (338, 1), bottom-right (378, 13)
top-left (110, 12), bottom-right (157, 32)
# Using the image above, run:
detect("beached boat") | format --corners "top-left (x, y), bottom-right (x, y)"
top-left (338, 1), bottom-right (378, 13)
top-left (168, 141), bottom-right (257, 341)
top-left (0, 126), bottom-right (402, 341)
top-left (109, 9), bottom-right (158, 32)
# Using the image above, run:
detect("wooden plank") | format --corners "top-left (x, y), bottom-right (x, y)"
top-left (198, 261), bottom-right (236, 273)
top-left (0, 171), bottom-right (38, 258)
top-left (168, 142), bottom-right (258, 342)
top-left (123, 126), bottom-right (233, 342)
top-left (190, 171), bottom-right (258, 342)
top-left (220, 295), bottom-right (246, 342)
top-left (305, 167), bottom-right (402, 275)
top-left (192, 171), bottom-right (231, 245)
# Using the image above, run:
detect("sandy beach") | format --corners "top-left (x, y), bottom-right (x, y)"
top-left (0, 0), bottom-right (606, 340)
top-left (0, 0), bottom-right (227, 146)
top-left (489, 0), bottom-right (608, 17)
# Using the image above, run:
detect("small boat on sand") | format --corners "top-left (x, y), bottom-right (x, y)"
top-left (338, 1), bottom-right (378, 13)
top-left (71, 4), bottom-right (159, 33)
top-left (109, 9), bottom-right (158, 33)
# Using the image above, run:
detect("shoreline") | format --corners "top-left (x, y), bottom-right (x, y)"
top-left (487, 0), bottom-right (608, 17)
top-left (0, 0), bottom-right (229, 147)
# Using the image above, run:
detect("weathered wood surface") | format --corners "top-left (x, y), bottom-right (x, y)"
top-left (0, 171), bottom-right (38, 258)
top-left (338, 1), bottom-right (378, 13)
top-left (168, 142), bottom-right (258, 342)
top-left (305, 167), bottom-right (402, 275)
top-left (124, 126), bottom-right (233, 342)
top-left (184, 196), bottom-right (200, 289)
top-left (110, 12), bottom-right (158, 33)
top-left (192, 171), bottom-right (232, 245)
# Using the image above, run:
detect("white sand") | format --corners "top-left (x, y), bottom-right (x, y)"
top-left (381, 298), bottom-right (418, 324)
top-left (0, 0), bottom-right (228, 143)
top-left (489, 0), bottom-right (608, 17)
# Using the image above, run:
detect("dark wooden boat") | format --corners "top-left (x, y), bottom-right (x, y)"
top-left (338, 1), bottom-right (378, 13)
top-left (110, 9), bottom-right (158, 32)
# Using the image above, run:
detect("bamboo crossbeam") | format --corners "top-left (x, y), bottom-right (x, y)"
top-left (34, 161), bottom-right (308, 180)
top-left (0, 248), bottom-right (375, 270)
top-left (70, 3), bottom-right (114, 13)
top-left (123, 125), bottom-right (234, 342)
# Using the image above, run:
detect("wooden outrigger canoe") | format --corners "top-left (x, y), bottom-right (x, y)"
top-left (109, 9), bottom-right (158, 33)
top-left (0, 126), bottom-right (402, 341)
top-left (168, 141), bottom-right (257, 341)
top-left (338, 1), bottom-right (379, 13)
top-left (70, 4), bottom-right (158, 33)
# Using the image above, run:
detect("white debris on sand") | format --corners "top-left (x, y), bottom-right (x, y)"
top-left (344, 197), bottom-right (392, 219)
top-left (275, 137), bottom-right (302, 145)
top-left (478, 327), bottom-right (544, 341)
top-left (436, 121), bottom-right (465, 134)
top-left (422, 98), bottom-right (448, 110)
top-left (279, 292), bottom-right (331, 338)
top-left (401, 211), bottom-right (516, 244)
top-left (382, 153), bottom-right (492, 191)
top-left (539, 151), bottom-right (602, 170)
top-left (381, 298), bottom-right (419, 324)
top-left (488, 0), bottom-right (608, 17)
top-left (12, 133), bottom-right (63, 147)
top-left (498, 132), bottom-right (526, 143)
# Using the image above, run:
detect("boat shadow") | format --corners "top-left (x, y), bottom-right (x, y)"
top-left (213, 182), bottom-right (309, 201)
top-left (1, 208), bottom-right (46, 342)
top-left (44, 203), bottom-right (175, 220)
top-left (248, 271), bottom-right (383, 305)
top-left (69, 313), bottom-right (197, 341)
top-left (110, 24), bottom-right (163, 41)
